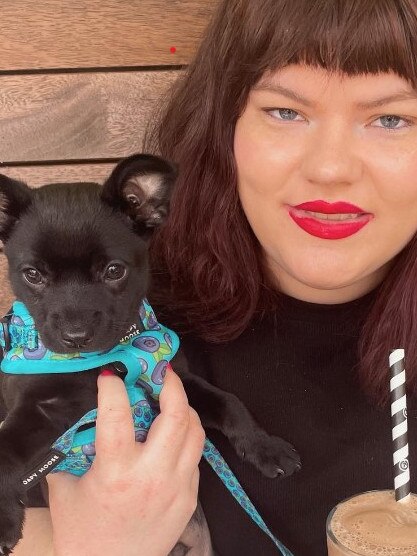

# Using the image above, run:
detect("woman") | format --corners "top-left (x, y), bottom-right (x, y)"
top-left (17, 0), bottom-right (417, 554)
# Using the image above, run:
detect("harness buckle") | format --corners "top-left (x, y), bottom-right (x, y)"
top-left (0, 313), bottom-right (12, 357)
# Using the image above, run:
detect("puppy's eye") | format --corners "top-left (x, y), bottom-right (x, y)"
top-left (126, 193), bottom-right (143, 208)
top-left (23, 268), bottom-right (44, 285)
top-left (103, 263), bottom-right (127, 282)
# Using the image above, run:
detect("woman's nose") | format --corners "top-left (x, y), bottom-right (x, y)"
top-left (300, 123), bottom-right (363, 188)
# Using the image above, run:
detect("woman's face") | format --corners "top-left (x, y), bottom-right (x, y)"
top-left (234, 65), bottom-right (417, 303)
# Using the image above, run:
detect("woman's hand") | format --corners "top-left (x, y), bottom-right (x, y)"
top-left (46, 368), bottom-right (205, 556)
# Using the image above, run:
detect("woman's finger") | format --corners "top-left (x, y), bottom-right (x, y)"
top-left (145, 369), bottom-right (192, 462)
top-left (93, 371), bottom-right (136, 465)
top-left (190, 466), bottom-right (200, 493)
top-left (176, 407), bottom-right (205, 475)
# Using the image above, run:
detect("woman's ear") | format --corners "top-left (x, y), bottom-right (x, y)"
top-left (0, 175), bottom-right (33, 243)
top-left (101, 154), bottom-right (178, 235)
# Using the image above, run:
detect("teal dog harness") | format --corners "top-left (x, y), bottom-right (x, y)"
top-left (1, 299), bottom-right (178, 475)
top-left (0, 299), bottom-right (293, 556)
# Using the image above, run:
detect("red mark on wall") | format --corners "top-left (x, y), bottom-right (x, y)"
top-left (170, 46), bottom-right (177, 54)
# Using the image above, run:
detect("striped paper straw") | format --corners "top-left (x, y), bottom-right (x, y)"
top-left (389, 349), bottom-right (411, 503)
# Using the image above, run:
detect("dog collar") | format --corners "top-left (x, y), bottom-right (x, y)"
top-left (0, 299), bottom-right (174, 378)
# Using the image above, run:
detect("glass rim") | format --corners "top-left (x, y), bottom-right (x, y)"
top-left (326, 489), bottom-right (417, 555)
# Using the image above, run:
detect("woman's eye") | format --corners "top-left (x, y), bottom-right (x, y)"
top-left (266, 108), bottom-right (303, 121)
top-left (103, 263), bottom-right (127, 282)
top-left (23, 268), bottom-right (44, 285)
top-left (374, 115), bottom-right (411, 130)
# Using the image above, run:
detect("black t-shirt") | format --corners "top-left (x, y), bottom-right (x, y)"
top-left (178, 291), bottom-right (417, 556)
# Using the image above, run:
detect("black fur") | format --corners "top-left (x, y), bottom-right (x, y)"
top-left (0, 154), bottom-right (301, 553)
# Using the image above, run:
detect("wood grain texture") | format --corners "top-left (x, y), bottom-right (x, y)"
top-left (0, 70), bottom-right (179, 163)
top-left (0, 0), bottom-right (215, 71)
top-left (0, 163), bottom-right (117, 186)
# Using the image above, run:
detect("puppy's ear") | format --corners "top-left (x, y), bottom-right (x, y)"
top-left (101, 154), bottom-right (178, 236)
top-left (0, 174), bottom-right (32, 242)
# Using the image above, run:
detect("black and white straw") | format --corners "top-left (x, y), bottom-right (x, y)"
top-left (389, 349), bottom-right (411, 503)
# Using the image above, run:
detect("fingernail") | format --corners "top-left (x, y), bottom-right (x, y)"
top-left (100, 369), bottom-right (115, 377)
top-left (166, 363), bottom-right (173, 371)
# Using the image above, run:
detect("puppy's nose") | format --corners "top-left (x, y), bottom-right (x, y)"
top-left (61, 330), bottom-right (93, 349)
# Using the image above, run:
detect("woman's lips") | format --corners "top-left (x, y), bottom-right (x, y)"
top-left (288, 200), bottom-right (373, 240)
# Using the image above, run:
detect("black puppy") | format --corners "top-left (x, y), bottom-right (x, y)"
top-left (0, 154), bottom-right (300, 553)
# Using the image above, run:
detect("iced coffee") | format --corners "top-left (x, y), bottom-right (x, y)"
top-left (326, 490), bottom-right (417, 555)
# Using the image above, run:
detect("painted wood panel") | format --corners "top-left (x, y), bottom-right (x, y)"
top-left (0, 163), bottom-right (116, 186)
top-left (0, 71), bottom-right (179, 163)
top-left (0, 0), bottom-right (215, 70)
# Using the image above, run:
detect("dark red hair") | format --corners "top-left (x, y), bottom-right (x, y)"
top-left (146, 0), bottom-right (417, 404)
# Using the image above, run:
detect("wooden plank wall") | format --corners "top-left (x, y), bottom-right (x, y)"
top-left (0, 0), bottom-right (215, 313)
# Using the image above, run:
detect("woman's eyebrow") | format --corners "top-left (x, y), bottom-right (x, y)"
top-left (253, 83), bottom-right (313, 107)
top-left (254, 82), bottom-right (417, 109)
top-left (356, 91), bottom-right (417, 109)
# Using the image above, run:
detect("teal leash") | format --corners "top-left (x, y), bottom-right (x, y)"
top-left (50, 409), bottom-right (293, 554)
top-left (203, 438), bottom-right (294, 556)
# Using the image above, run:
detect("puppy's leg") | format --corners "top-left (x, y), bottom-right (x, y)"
top-left (174, 352), bottom-right (301, 480)
top-left (0, 371), bottom-right (99, 553)
top-left (0, 413), bottom-right (63, 553)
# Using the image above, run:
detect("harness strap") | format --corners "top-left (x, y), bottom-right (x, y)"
top-left (50, 412), bottom-right (294, 555)
top-left (203, 439), bottom-right (293, 556)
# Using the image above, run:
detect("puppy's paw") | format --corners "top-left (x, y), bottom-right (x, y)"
top-left (0, 510), bottom-right (24, 554)
top-left (0, 541), bottom-right (16, 555)
top-left (0, 490), bottom-right (25, 554)
top-left (234, 431), bottom-right (301, 479)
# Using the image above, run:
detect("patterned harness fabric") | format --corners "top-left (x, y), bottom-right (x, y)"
top-left (0, 300), bottom-right (293, 555)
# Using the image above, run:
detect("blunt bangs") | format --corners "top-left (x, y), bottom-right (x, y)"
top-left (237, 0), bottom-right (417, 88)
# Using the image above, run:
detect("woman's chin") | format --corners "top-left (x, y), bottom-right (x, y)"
top-left (274, 266), bottom-right (379, 303)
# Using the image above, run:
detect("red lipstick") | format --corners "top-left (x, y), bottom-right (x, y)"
top-left (288, 200), bottom-right (372, 240)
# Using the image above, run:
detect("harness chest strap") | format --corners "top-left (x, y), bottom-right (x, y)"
top-left (0, 299), bottom-right (293, 556)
